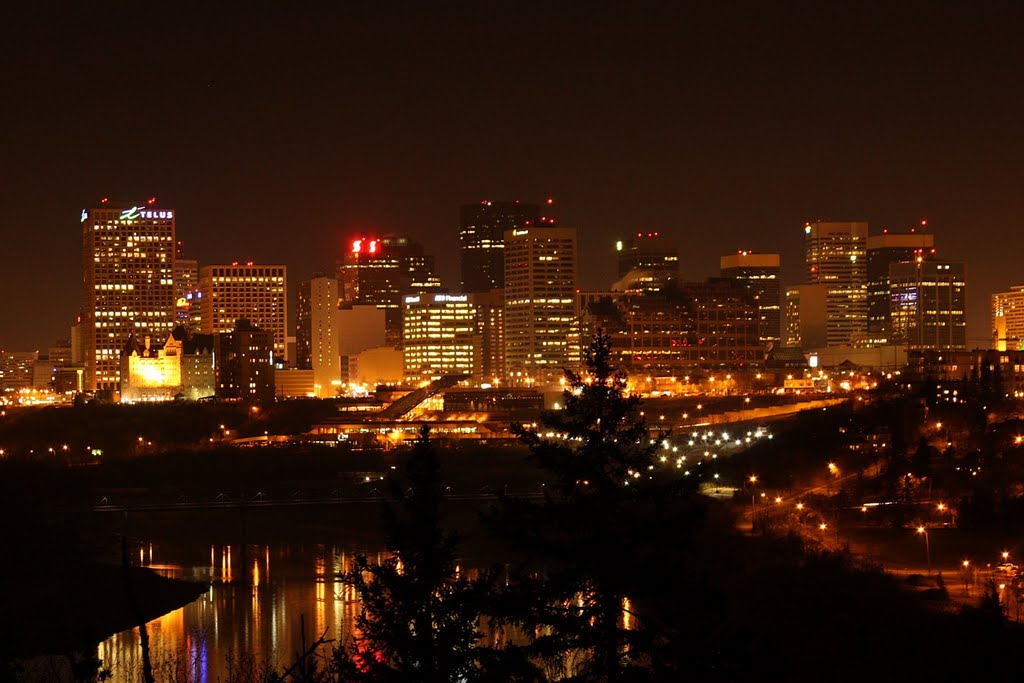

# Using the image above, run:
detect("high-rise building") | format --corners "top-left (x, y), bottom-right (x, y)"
top-left (474, 289), bottom-right (505, 385)
top-left (295, 276), bottom-right (340, 397)
top-left (615, 232), bottom-right (680, 279)
top-left (866, 227), bottom-right (935, 338)
top-left (720, 251), bottom-right (782, 348)
top-left (504, 226), bottom-right (579, 386)
top-left (460, 201), bottom-right (541, 293)
top-left (804, 221), bottom-right (868, 346)
top-left (888, 260), bottom-right (967, 351)
top-left (402, 293), bottom-right (477, 383)
top-left (173, 242), bottom-right (201, 332)
top-left (993, 285), bottom-right (1024, 351)
top-left (337, 234), bottom-right (442, 346)
top-left (199, 263), bottom-right (288, 361)
top-left (81, 200), bottom-right (176, 392)
top-left (783, 284), bottom-right (828, 350)
top-left (215, 319), bottom-right (275, 402)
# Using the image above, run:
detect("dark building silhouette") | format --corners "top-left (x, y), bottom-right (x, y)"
top-left (215, 319), bottom-right (275, 402)
top-left (720, 251), bottom-right (782, 349)
top-left (459, 200), bottom-right (540, 293)
top-left (615, 232), bottom-right (679, 280)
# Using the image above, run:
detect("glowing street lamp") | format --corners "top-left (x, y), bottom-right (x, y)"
top-left (917, 526), bottom-right (931, 575)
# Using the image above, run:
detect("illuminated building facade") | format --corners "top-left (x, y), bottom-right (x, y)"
top-left (866, 228), bottom-right (935, 339)
top-left (460, 201), bottom-right (541, 292)
top-left (81, 200), bottom-right (176, 392)
top-left (199, 263), bottom-right (287, 361)
top-left (720, 252), bottom-right (781, 348)
top-left (888, 260), bottom-right (967, 351)
top-left (993, 285), bottom-right (1024, 351)
top-left (120, 333), bottom-right (182, 402)
top-left (402, 293), bottom-right (477, 383)
top-left (504, 226), bottom-right (579, 386)
top-left (1, 351), bottom-right (38, 391)
top-left (615, 232), bottom-right (680, 279)
top-left (295, 275), bottom-right (340, 396)
top-left (337, 235), bottom-right (442, 346)
top-left (804, 221), bottom-right (868, 346)
top-left (118, 327), bottom-right (214, 402)
top-left (215, 319), bottom-right (275, 402)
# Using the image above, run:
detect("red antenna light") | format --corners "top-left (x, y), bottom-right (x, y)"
top-left (546, 197), bottom-right (554, 205)
top-left (101, 197), bottom-right (109, 203)
top-left (147, 197), bottom-right (157, 205)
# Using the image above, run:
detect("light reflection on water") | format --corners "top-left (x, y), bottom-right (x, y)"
top-left (99, 543), bottom-right (367, 683)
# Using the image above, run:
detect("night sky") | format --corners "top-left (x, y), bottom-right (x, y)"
top-left (3, 2), bottom-right (1023, 350)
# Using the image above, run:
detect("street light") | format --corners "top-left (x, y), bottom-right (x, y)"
top-left (917, 526), bottom-right (931, 575)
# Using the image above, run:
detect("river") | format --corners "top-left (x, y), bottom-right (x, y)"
top-left (99, 541), bottom-right (384, 683)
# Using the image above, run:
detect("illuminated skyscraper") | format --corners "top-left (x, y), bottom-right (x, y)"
top-left (336, 234), bottom-right (442, 346)
top-left (504, 226), bottom-right (579, 386)
top-left (81, 200), bottom-right (176, 392)
top-left (993, 285), bottom-right (1024, 351)
top-left (459, 201), bottom-right (541, 293)
top-left (889, 260), bottom-right (966, 351)
top-left (720, 251), bottom-right (781, 348)
top-left (866, 227), bottom-right (935, 339)
top-left (199, 263), bottom-right (288, 361)
top-left (296, 275), bottom-right (340, 396)
top-left (804, 221), bottom-right (868, 346)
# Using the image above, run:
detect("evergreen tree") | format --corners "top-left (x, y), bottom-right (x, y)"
top-left (491, 330), bottom-right (695, 681)
top-left (333, 426), bottom-right (489, 682)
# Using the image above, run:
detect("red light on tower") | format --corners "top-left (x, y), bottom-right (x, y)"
top-left (546, 197), bottom-right (554, 205)
top-left (147, 197), bottom-right (157, 205)
top-left (921, 219), bottom-right (928, 226)
top-left (100, 197), bottom-right (108, 203)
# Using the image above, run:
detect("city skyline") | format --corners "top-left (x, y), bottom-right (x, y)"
top-left (4, 3), bottom-right (1024, 350)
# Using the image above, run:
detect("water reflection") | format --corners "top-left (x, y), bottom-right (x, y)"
top-left (100, 542), bottom-right (369, 683)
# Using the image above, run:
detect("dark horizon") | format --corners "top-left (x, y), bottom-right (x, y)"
top-left (3, 2), bottom-right (1023, 350)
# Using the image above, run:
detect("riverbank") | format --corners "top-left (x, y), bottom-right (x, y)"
top-left (1, 560), bottom-right (204, 661)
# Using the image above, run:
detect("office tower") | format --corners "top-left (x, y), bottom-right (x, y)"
top-left (720, 251), bottom-right (782, 348)
top-left (460, 200), bottom-right (541, 292)
top-left (402, 293), bottom-right (477, 383)
top-left (81, 200), bottom-right (176, 392)
top-left (504, 226), bottom-right (579, 386)
top-left (199, 263), bottom-right (288, 361)
top-left (295, 275), bottom-right (340, 397)
top-left (888, 260), bottom-right (967, 351)
top-left (336, 234), bottom-right (442, 346)
top-left (474, 289), bottom-right (505, 385)
top-left (675, 279), bottom-right (763, 365)
top-left (804, 221), bottom-right (868, 346)
top-left (783, 284), bottom-right (828, 350)
top-left (615, 232), bottom-right (680, 280)
top-left (173, 242), bottom-right (201, 332)
top-left (993, 285), bottom-right (1024, 351)
top-left (866, 226), bottom-right (935, 338)
top-left (215, 319), bottom-right (275, 402)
